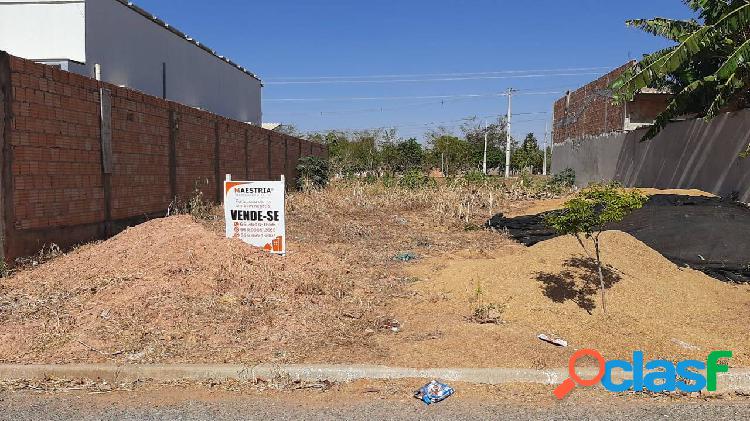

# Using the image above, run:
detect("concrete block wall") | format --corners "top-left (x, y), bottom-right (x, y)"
top-left (551, 109), bottom-right (750, 202)
top-left (0, 52), bottom-right (326, 261)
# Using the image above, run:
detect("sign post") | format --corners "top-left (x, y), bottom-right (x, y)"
top-left (223, 175), bottom-right (286, 255)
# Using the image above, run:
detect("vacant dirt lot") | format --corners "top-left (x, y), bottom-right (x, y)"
top-left (0, 181), bottom-right (747, 368)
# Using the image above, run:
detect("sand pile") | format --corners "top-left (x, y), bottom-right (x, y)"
top-left (489, 193), bottom-right (750, 282)
top-left (0, 216), bottom-right (388, 364)
top-left (384, 230), bottom-right (750, 368)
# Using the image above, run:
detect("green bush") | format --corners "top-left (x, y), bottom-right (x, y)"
top-left (381, 174), bottom-right (398, 188)
top-left (463, 170), bottom-right (488, 184)
top-left (549, 168), bottom-right (576, 188)
top-left (399, 169), bottom-right (435, 189)
top-left (296, 156), bottom-right (330, 190)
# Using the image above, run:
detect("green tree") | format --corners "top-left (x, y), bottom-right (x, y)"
top-left (395, 138), bottom-right (424, 172)
top-left (272, 124), bottom-right (304, 138)
top-left (378, 140), bottom-right (399, 175)
top-left (512, 133), bottom-right (544, 173)
top-left (315, 130), bottom-right (379, 176)
top-left (612, 0), bottom-right (750, 141)
top-left (545, 184), bottom-right (648, 313)
top-left (461, 118), bottom-right (509, 172)
top-left (427, 132), bottom-right (471, 175)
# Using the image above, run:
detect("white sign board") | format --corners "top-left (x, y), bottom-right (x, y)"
top-left (224, 175), bottom-right (286, 255)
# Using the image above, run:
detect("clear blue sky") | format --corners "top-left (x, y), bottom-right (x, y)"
top-left (136, 0), bottom-right (695, 143)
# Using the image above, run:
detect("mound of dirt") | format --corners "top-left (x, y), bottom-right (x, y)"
top-left (0, 216), bottom-right (391, 365)
top-left (386, 230), bottom-right (750, 368)
top-left (488, 194), bottom-right (750, 282)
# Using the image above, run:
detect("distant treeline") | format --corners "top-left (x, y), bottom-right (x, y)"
top-left (276, 120), bottom-right (551, 176)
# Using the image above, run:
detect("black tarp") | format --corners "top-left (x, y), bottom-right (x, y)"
top-left (487, 195), bottom-right (750, 282)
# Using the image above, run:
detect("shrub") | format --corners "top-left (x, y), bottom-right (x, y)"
top-left (399, 169), bottom-right (435, 189)
top-left (549, 168), bottom-right (576, 188)
top-left (297, 156), bottom-right (330, 191)
top-left (463, 170), bottom-right (488, 185)
top-left (545, 183), bottom-right (648, 313)
top-left (381, 174), bottom-right (398, 188)
top-left (519, 168), bottom-right (534, 187)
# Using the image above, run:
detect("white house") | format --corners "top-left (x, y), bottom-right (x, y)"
top-left (0, 0), bottom-right (262, 124)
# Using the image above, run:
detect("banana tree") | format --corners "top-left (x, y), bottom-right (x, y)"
top-left (611, 0), bottom-right (750, 141)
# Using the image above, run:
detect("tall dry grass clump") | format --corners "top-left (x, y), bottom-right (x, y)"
top-left (288, 176), bottom-right (568, 229)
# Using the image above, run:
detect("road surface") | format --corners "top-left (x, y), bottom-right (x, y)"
top-left (2, 387), bottom-right (750, 420)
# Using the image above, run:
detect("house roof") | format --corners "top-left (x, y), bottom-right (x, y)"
top-left (114, 0), bottom-right (261, 83)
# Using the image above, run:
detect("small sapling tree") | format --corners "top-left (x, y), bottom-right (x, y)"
top-left (544, 183), bottom-right (647, 313)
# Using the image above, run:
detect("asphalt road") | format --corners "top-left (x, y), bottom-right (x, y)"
top-left (3, 392), bottom-right (750, 420)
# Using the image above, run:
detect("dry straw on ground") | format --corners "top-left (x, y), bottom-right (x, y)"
top-left (1, 181), bottom-right (745, 369)
top-left (0, 180), bottom-right (535, 364)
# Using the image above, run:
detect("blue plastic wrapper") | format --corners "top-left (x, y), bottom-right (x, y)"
top-left (414, 380), bottom-right (455, 405)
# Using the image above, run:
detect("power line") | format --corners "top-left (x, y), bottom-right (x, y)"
top-left (265, 66), bottom-right (615, 81)
top-left (265, 71), bottom-right (605, 85)
top-left (307, 114), bottom-right (504, 133)
top-left (267, 96), bottom-right (485, 117)
top-left (266, 93), bottom-right (504, 103)
top-left (270, 99), bottom-right (551, 119)
top-left (299, 111), bottom-right (550, 134)
top-left (264, 89), bottom-right (564, 103)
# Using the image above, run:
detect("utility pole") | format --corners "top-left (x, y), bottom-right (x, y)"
top-left (482, 120), bottom-right (488, 175)
top-left (543, 121), bottom-right (549, 176)
top-left (504, 88), bottom-right (515, 178)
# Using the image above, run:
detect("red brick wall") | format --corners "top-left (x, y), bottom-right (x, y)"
top-left (110, 86), bottom-right (171, 220)
top-left (0, 53), bottom-right (326, 261)
top-left (9, 57), bottom-right (104, 231)
top-left (553, 62), bottom-right (633, 144)
top-left (173, 105), bottom-right (217, 201)
top-left (247, 127), bottom-right (270, 180)
top-left (268, 133), bottom-right (287, 179)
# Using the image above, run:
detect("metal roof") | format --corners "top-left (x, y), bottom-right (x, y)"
top-left (114, 0), bottom-right (261, 83)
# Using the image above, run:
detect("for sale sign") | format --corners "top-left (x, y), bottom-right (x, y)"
top-left (224, 175), bottom-right (286, 255)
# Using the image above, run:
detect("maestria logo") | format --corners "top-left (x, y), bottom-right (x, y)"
top-left (555, 349), bottom-right (733, 399)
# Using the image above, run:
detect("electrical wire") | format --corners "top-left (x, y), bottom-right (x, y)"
top-left (264, 89), bottom-right (564, 103)
top-left (265, 72), bottom-right (606, 85)
top-left (265, 66), bottom-right (614, 81)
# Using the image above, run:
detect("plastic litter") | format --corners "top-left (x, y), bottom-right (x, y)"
top-left (380, 318), bottom-right (401, 333)
top-left (414, 380), bottom-right (455, 405)
top-left (538, 333), bottom-right (568, 347)
top-left (393, 252), bottom-right (419, 262)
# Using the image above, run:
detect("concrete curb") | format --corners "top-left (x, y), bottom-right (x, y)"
top-left (0, 364), bottom-right (748, 393)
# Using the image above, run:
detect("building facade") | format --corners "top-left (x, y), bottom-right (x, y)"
top-left (550, 63), bottom-right (749, 202)
top-left (0, 0), bottom-right (262, 124)
top-left (552, 62), bottom-right (672, 144)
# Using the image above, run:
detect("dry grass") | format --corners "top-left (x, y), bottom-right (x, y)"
top-left (289, 178), bottom-right (563, 230)
top-left (1, 180), bottom-right (742, 371)
top-left (0, 178), bottom-right (563, 365)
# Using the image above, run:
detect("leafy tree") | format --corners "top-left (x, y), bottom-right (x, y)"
top-left (296, 156), bottom-right (330, 190)
top-left (427, 132), bottom-right (472, 175)
top-left (316, 130), bottom-right (380, 176)
top-left (461, 118), bottom-right (509, 171)
top-left (545, 184), bottom-right (648, 313)
top-left (395, 138), bottom-right (425, 172)
top-left (612, 0), bottom-right (750, 140)
top-left (379, 140), bottom-right (401, 175)
top-left (512, 133), bottom-right (544, 173)
top-left (272, 124), bottom-right (304, 138)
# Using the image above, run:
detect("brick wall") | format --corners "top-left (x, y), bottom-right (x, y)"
top-left (553, 62), bottom-right (633, 144)
top-left (0, 53), bottom-right (326, 261)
